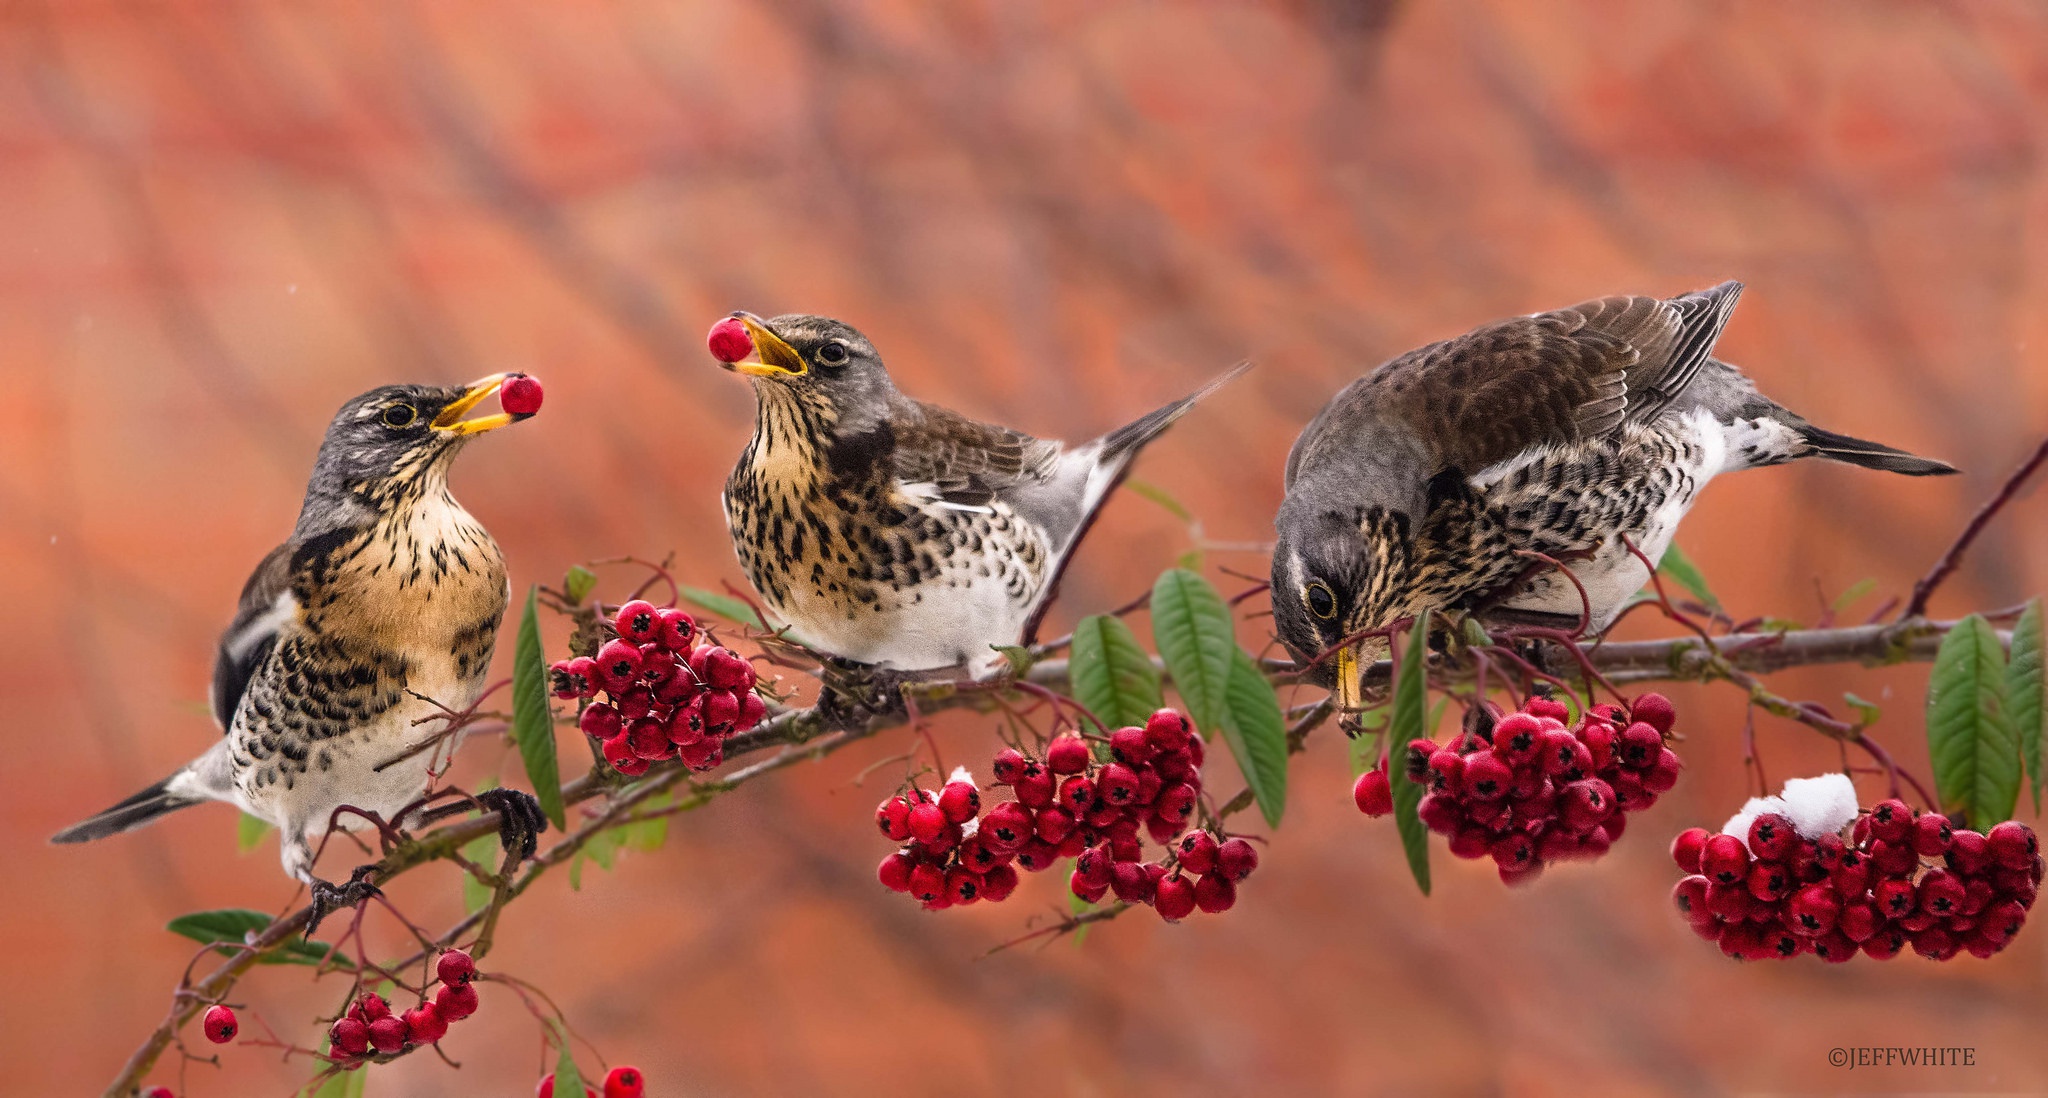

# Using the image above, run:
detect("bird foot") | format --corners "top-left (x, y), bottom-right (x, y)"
top-left (306, 863), bottom-right (382, 938)
top-left (474, 787), bottom-right (548, 863)
top-left (817, 660), bottom-right (911, 734)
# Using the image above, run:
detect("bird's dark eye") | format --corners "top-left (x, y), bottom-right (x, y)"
top-left (816, 341), bottom-right (849, 367)
top-left (1305, 581), bottom-right (1337, 620)
top-left (382, 403), bottom-right (418, 428)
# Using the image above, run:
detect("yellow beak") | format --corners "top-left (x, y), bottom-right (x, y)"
top-left (1333, 645), bottom-right (1362, 712)
top-left (431, 373), bottom-right (518, 436)
top-left (733, 315), bottom-right (808, 378)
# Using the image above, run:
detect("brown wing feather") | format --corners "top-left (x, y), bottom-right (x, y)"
top-left (892, 401), bottom-right (1059, 506)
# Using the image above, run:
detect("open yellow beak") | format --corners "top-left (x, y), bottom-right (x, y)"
top-left (1333, 645), bottom-right (1362, 712)
top-left (733, 315), bottom-right (808, 378)
top-left (431, 373), bottom-right (518, 436)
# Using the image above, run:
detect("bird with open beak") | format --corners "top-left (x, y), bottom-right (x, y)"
top-left (54, 374), bottom-right (548, 931)
top-left (716, 311), bottom-right (1249, 677)
top-left (1273, 282), bottom-right (1955, 717)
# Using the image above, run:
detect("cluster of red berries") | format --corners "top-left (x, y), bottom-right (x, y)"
top-left (551, 600), bottom-right (766, 776)
top-left (874, 709), bottom-right (1260, 922)
top-left (1356, 694), bottom-right (1684, 885)
top-left (1673, 803), bottom-right (2042, 962)
top-left (538, 1066), bottom-right (646, 1098)
top-left (326, 949), bottom-right (481, 1062)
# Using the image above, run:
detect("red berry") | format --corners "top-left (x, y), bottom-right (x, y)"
top-left (435, 981), bottom-right (479, 1020)
top-left (1057, 776), bottom-right (1097, 814)
top-left (1869, 839), bottom-right (1917, 878)
top-left (1629, 693), bottom-right (1677, 735)
top-left (906, 862), bottom-right (946, 903)
top-left (1194, 872), bottom-right (1237, 913)
top-left (990, 749), bottom-right (1028, 784)
top-left (1094, 763), bottom-right (1138, 806)
top-left (1176, 830), bottom-right (1219, 875)
top-left (202, 1004), bottom-right (237, 1044)
top-left (626, 718), bottom-right (670, 761)
top-left (1671, 827), bottom-right (1710, 873)
top-left (1034, 806), bottom-right (1078, 845)
top-left (613, 600), bottom-right (660, 644)
top-left (1107, 860), bottom-right (1153, 903)
top-left (1489, 713), bottom-right (1545, 765)
top-left (1145, 709), bottom-right (1192, 753)
top-left (1109, 726), bottom-right (1153, 766)
top-left (1560, 778), bottom-right (1614, 829)
top-left (876, 797), bottom-right (912, 841)
top-left (356, 993), bottom-right (390, 1022)
top-left (1747, 813), bottom-right (1797, 862)
top-left (707, 316), bottom-right (754, 362)
top-left (1154, 782), bottom-right (1198, 824)
top-left (1353, 768), bottom-right (1393, 817)
top-left (1217, 837), bottom-right (1259, 881)
top-left (1873, 877), bottom-right (1917, 919)
top-left (1672, 875), bottom-right (1712, 926)
top-left (1912, 926), bottom-right (1960, 961)
top-left (938, 780), bottom-right (980, 824)
top-left (1427, 749), bottom-right (1468, 793)
top-left (1045, 733), bottom-right (1091, 775)
top-left (1989, 820), bottom-right (2040, 869)
top-left (1461, 752), bottom-right (1512, 801)
top-left (1868, 799), bottom-right (1913, 843)
top-left (1416, 793), bottom-right (1463, 835)
top-left (1524, 696), bottom-right (1570, 722)
top-left (143, 1088), bottom-right (174, 1098)
top-left (1788, 885), bottom-right (1841, 936)
top-left (1154, 874), bottom-right (1198, 921)
top-left (538, 1074), bottom-right (557, 1098)
top-left (594, 640), bottom-right (644, 691)
top-left (499, 373), bottom-right (544, 416)
top-left (403, 1003), bottom-right (448, 1045)
top-left (654, 608), bottom-right (697, 652)
top-left (1919, 869), bottom-right (1967, 917)
top-left (368, 1014), bottom-right (409, 1054)
top-left (1913, 812), bottom-right (1955, 856)
top-left (1862, 928), bottom-right (1907, 960)
top-left (981, 864), bottom-right (1020, 902)
top-left (330, 1016), bottom-right (371, 1057)
top-left (436, 948), bottom-right (476, 986)
top-left (1015, 839), bottom-right (1061, 873)
top-left (1013, 766), bottom-right (1056, 809)
top-left (877, 851), bottom-right (914, 893)
top-left (980, 803), bottom-right (1032, 852)
top-left (1701, 833), bottom-right (1750, 886)
top-left (906, 802), bottom-right (947, 844)
top-left (1403, 738), bottom-right (1439, 782)
top-left (604, 1066), bottom-right (646, 1098)
top-left (1617, 722), bottom-right (1662, 769)
top-left (1837, 900), bottom-right (1881, 943)
top-left (1945, 828), bottom-right (1992, 875)
top-left (945, 868), bottom-right (983, 905)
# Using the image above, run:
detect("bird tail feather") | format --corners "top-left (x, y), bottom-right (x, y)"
top-left (51, 776), bottom-right (203, 844)
top-left (1800, 424), bottom-right (1958, 477)
top-left (1096, 360), bottom-right (1254, 467)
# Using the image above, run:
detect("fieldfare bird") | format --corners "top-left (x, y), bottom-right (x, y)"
top-left (54, 376), bottom-right (546, 926)
top-left (1272, 281), bottom-right (1955, 709)
top-left (716, 312), bottom-right (1249, 674)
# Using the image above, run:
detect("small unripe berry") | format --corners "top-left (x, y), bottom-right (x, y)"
top-left (1353, 768), bottom-right (1393, 817)
top-left (202, 1004), bottom-right (238, 1044)
top-left (1217, 837), bottom-right (1259, 881)
top-left (1046, 734), bottom-right (1091, 775)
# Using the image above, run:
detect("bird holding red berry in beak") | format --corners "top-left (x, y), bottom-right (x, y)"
top-left (1273, 282), bottom-right (1955, 713)
top-left (712, 312), bottom-right (1248, 687)
top-left (54, 374), bottom-right (547, 931)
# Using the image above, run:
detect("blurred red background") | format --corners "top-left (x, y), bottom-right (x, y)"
top-left (5, 1), bottom-right (2048, 1094)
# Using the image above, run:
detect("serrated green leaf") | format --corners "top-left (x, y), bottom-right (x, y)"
top-left (461, 831), bottom-right (499, 913)
top-left (511, 586), bottom-right (566, 831)
top-left (1388, 615), bottom-right (1432, 895)
top-left (550, 1019), bottom-right (585, 1096)
top-left (1657, 544), bottom-right (1720, 611)
top-left (1069, 614), bottom-right (1165, 732)
top-left (562, 564), bottom-right (598, 605)
top-left (1150, 569), bottom-right (1236, 735)
top-left (237, 812), bottom-right (272, 854)
top-left (167, 909), bottom-right (353, 968)
top-left (1831, 577), bottom-right (1878, 614)
top-left (1122, 477), bottom-right (1193, 522)
top-left (1926, 614), bottom-right (2018, 831)
top-left (2009, 600), bottom-right (2045, 815)
top-left (1218, 648), bottom-right (1288, 827)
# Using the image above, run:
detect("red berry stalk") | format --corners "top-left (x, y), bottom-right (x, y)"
top-left (1364, 693), bottom-right (1683, 886)
top-left (1672, 797), bottom-right (2040, 962)
top-left (874, 709), bottom-right (1263, 922)
top-left (551, 600), bottom-right (767, 777)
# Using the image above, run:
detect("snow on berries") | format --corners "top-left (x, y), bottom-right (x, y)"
top-left (874, 709), bottom-right (1259, 922)
top-left (552, 600), bottom-right (767, 777)
top-left (1376, 693), bottom-right (1683, 885)
top-left (1670, 773), bottom-right (2042, 962)
top-left (500, 373), bottom-right (545, 416)
top-left (325, 949), bottom-right (481, 1065)
top-left (201, 1004), bottom-right (238, 1044)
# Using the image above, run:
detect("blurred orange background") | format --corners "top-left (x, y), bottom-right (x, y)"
top-left (6, 1), bottom-right (2048, 1094)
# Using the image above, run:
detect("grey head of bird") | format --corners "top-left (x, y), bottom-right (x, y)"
top-left (295, 373), bottom-right (528, 535)
top-left (1271, 483), bottom-right (1430, 714)
top-left (723, 312), bottom-right (902, 435)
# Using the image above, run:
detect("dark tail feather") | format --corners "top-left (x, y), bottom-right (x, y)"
top-left (51, 776), bottom-right (200, 844)
top-left (1802, 424), bottom-right (1958, 476)
top-left (1097, 360), bottom-right (1254, 465)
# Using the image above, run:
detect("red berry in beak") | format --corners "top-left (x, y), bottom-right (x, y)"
top-left (202, 1004), bottom-right (238, 1044)
top-left (708, 317), bottom-right (754, 362)
top-left (500, 374), bottom-right (544, 416)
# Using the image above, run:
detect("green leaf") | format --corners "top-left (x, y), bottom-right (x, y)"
top-left (562, 564), bottom-right (598, 605)
top-left (1926, 614), bottom-right (2018, 831)
top-left (1150, 569), bottom-right (1236, 734)
top-left (511, 586), bottom-right (566, 831)
top-left (681, 586), bottom-right (773, 631)
top-left (1217, 648), bottom-right (1289, 827)
top-left (550, 1019), bottom-right (585, 1096)
top-left (167, 909), bottom-right (353, 968)
top-left (2009, 600), bottom-right (2045, 815)
top-left (1843, 692), bottom-right (1882, 726)
top-left (1656, 543), bottom-right (1721, 611)
top-left (1347, 725), bottom-right (1382, 779)
top-left (1388, 615), bottom-right (1432, 896)
top-left (1068, 614), bottom-right (1165, 732)
top-left (304, 1058), bottom-right (366, 1098)
top-left (236, 812), bottom-right (272, 854)
top-left (1831, 577), bottom-right (1877, 614)
top-left (461, 831), bottom-right (499, 913)
top-left (1122, 477), bottom-right (1193, 522)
